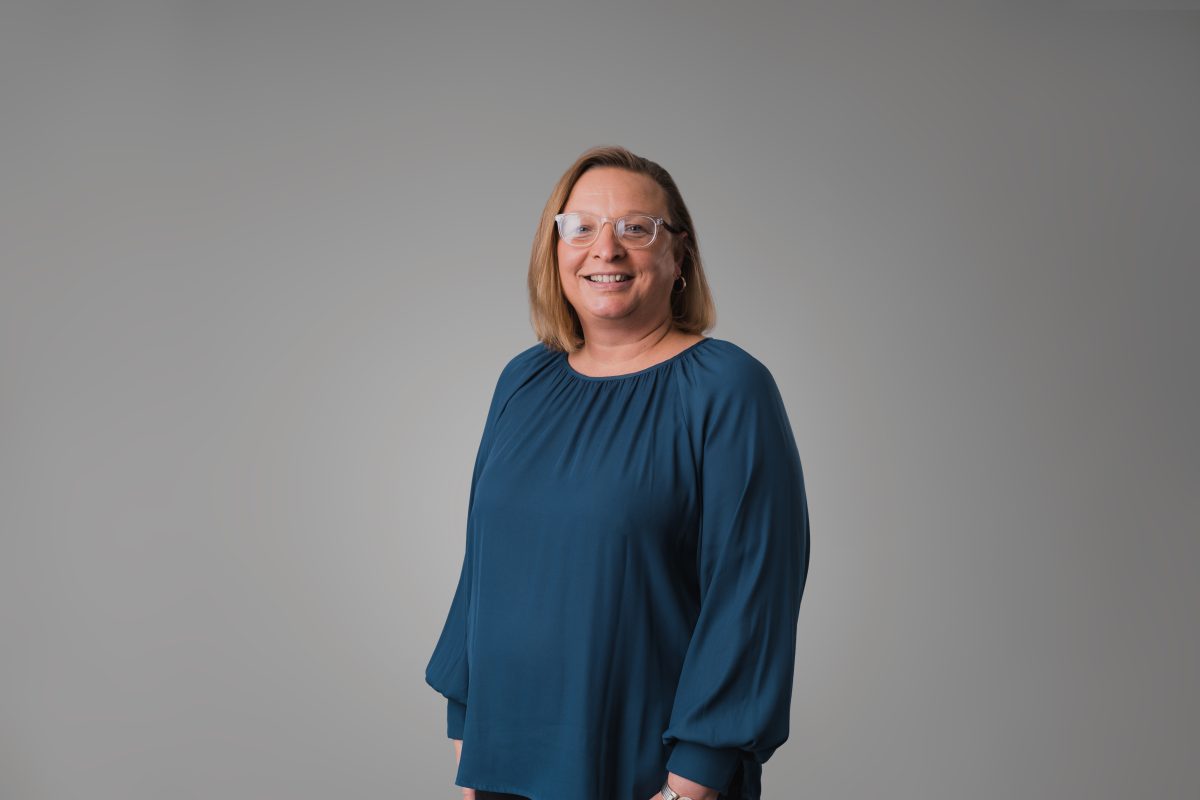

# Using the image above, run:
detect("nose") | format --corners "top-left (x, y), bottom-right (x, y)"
top-left (591, 220), bottom-right (626, 260)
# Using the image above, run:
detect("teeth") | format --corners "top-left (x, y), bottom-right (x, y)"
top-left (587, 274), bottom-right (630, 283)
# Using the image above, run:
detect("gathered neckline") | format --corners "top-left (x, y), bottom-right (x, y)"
top-left (558, 337), bottom-right (714, 382)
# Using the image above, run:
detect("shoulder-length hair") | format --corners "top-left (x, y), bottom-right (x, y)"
top-left (528, 145), bottom-right (717, 352)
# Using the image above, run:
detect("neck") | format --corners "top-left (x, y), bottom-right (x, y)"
top-left (575, 318), bottom-right (678, 367)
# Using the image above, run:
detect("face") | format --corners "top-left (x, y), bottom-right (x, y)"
top-left (556, 167), bottom-right (684, 332)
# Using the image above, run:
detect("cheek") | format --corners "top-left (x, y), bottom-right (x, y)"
top-left (557, 245), bottom-right (581, 272)
top-left (641, 252), bottom-right (674, 278)
top-left (557, 253), bottom-right (582, 292)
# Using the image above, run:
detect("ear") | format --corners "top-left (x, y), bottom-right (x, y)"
top-left (674, 231), bottom-right (688, 268)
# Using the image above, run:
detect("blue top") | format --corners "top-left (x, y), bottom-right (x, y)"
top-left (424, 337), bottom-right (811, 800)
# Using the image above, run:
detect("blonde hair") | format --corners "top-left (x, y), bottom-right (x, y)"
top-left (527, 145), bottom-right (717, 352)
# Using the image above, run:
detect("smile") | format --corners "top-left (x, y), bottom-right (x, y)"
top-left (584, 274), bottom-right (631, 283)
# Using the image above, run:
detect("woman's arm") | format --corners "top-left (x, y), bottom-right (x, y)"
top-left (451, 739), bottom-right (478, 799)
top-left (662, 353), bottom-right (810, 794)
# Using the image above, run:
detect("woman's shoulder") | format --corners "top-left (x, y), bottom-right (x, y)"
top-left (487, 341), bottom-right (560, 395)
top-left (688, 337), bottom-right (782, 397)
top-left (500, 341), bottom-right (560, 379)
top-left (683, 338), bottom-right (796, 438)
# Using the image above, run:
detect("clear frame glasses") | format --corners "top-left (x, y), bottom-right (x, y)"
top-left (554, 211), bottom-right (682, 249)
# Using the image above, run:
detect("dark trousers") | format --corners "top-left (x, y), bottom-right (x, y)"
top-left (475, 792), bottom-right (531, 800)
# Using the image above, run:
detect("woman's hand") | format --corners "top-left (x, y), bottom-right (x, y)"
top-left (450, 739), bottom-right (476, 798)
top-left (645, 772), bottom-right (720, 800)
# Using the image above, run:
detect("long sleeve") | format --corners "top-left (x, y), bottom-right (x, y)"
top-left (424, 361), bottom-right (517, 739)
top-left (663, 357), bottom-right (811, 792)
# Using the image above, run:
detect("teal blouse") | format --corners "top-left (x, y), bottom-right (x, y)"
top-left (424, 337), bottom-right (811, 800)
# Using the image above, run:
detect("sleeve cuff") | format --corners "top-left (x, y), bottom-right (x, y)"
top-left (665, 740), bottom-right (743, 793)
top-left (447, 697), bottom-right (467, 739)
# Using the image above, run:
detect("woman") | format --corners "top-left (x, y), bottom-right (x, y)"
top-left (424, 145), bottom-right (811, 800)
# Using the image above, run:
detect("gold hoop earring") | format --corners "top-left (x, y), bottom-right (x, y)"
top-left (672, 274), bottom-right (687, 294)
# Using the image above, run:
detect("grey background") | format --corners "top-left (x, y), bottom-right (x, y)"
top-left (1, 3), bottom-right (1196, 799)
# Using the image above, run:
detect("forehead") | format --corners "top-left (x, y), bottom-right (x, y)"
top-left (565, 167), bottom-right (668, 213)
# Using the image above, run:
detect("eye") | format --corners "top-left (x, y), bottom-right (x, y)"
top-left (560, 213), bottom-right (598, 238)
top-left (618, 216), bottom-right (656, 239)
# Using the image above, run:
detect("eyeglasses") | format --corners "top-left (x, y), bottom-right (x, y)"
top-left (554, 211), bottom-right (682, 249)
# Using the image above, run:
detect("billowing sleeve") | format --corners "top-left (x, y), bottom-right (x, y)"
top-left (423, 362), bottom-right (512, 740)
top-left (662, 357), bottom-right (811, 792)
